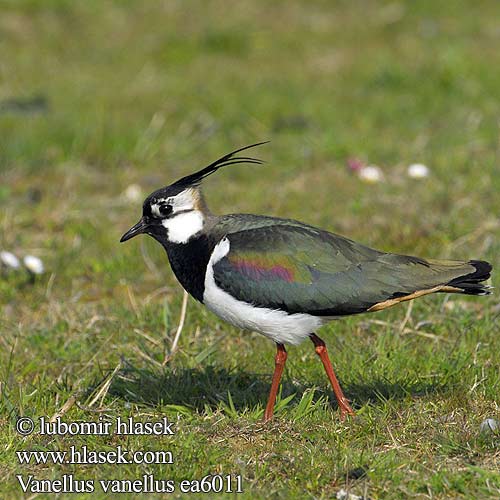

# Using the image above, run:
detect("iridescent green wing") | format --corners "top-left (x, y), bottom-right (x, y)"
top-left (211, 218), bottom-right (479, 316)
top-left (211, 221), bottom-right (379, 315)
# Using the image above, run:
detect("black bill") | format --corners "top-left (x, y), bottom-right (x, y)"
top-left (120, 217), bottom-right (148, 242)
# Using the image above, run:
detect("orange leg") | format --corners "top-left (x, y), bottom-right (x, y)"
top-left (310, 333), bottom-right (355, 419)
top-left (263, 343), bottom-right (287, 422)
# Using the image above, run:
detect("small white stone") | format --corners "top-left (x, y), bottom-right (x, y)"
top-left (407, 163), bottom-right (430, 179)
top-left (336, 489), bottom-right (363, 500)
top-left (480, 418), bottom-right (498, 433)
top-left (358, 165), bottom-right (384, 183)
top-left (123, 184), bottom-right (143, 202)
top-left (23, 255), bottom-right (44, 275)
top-left (0, 251), bottom-right (21, 269)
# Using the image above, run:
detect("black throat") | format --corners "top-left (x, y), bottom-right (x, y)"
top-left (158, 234), bottom-right (214, 303)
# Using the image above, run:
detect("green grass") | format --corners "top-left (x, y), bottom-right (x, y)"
top-left (1, 0), bottom-right (499, 498)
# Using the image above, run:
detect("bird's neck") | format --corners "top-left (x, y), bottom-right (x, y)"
top-left (161, 233), bottom-right (214, 303)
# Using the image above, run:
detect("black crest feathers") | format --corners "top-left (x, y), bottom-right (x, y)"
top-left (171, 141), bottom-right (268, 189)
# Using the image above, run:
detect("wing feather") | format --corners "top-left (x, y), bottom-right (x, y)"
top-left (210, 217), bottom-right (479, 316)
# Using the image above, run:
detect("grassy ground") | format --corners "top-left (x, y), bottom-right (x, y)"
top-left (1, 1), bottom-right (499, 498)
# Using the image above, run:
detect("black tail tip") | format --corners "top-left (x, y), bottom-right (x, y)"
top-left (448, 259), bottom-right (493, 296)
top-left (468, 260), bottom-right (493, 282)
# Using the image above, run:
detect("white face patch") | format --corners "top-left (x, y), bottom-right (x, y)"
top-left (162, 210), bottom-right (204, 244)
top-left (150, 188), bottom-right (205, 244)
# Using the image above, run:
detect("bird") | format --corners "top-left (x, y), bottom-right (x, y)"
top-left (120, 142), bottom-right (492, 422)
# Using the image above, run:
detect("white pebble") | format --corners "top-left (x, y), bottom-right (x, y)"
top-left (407, 163), bottom-right (430, 179)
top-left (0, 251), bottom-right (21, 269)
top-left (336, 489), bottom-right (363, 500)
top-left (480, 418), bottom-right (498, 433)
top-left (23, 255), bottom-right (45, 275)
top-left (123, 184), bottom-right (143, 202)
top-left (358, 165), bottom-right (384, 183)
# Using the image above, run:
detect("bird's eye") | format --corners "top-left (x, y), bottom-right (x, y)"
top-left (158, 203), bottom-right (173, 217)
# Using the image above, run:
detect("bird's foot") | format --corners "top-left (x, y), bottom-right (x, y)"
top-left (338, 394), bottom-right (355, 420)
top-left (339, 405), bottom-right (356, 421)
top-left (262, 410), bottom-right (273, 423)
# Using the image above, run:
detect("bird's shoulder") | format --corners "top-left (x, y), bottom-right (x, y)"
top-left (208, 213), bottom-right (383, 265)
top-left (209, 213), bottom-right (308, 236)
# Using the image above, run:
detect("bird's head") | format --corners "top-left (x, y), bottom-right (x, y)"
top-left (120, 142), bottom-right (267, 245)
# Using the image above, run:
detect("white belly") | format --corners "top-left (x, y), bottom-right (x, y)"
top-left (203, 237), bottom-right (326, 345)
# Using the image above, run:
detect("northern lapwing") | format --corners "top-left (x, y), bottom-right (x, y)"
top-left (121, 143), bottom-right (492, 421)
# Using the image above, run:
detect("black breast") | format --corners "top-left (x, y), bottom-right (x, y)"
top-left (163, 235), bottom-right (214, 303)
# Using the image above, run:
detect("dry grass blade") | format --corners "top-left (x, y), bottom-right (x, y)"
top-left (88, 362), bottom-right (122, 408)
top-left (163, 289), bottom-right (188, 365)
top-left (133, 345), bottom-right (163, 368)
top-left (49, 389), bottom-right (84, 423)
top-left (134, 328), bottom-right (161, 347)
top-left (399, 300), bottom-right (413, 334)
top-left (126, 285), bottom-right (140, 318)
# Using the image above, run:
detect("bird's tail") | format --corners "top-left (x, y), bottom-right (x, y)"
top-left (363, 255), bottom-right (492, 313)
top-left (443, 259), bottom-right (493, 296)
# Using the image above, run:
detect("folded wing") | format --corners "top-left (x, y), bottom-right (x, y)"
top-left (211, 221), bottom-right (491, 316)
